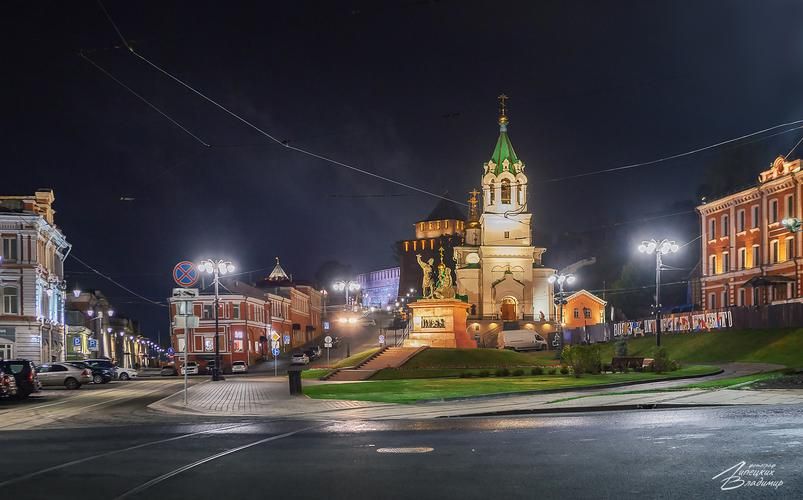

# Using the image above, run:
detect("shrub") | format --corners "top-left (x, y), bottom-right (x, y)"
top-left (622, 365), bottom-right (630, 374)
top-left (548, 367), bottom-right (557, 375)
top-left (478, 370), bottom-right (490, 378)
top-left (512, 369), bottom-right (525, 376)
top-left (602, 363), bottom-right (612, 373)
top-left (614, 339), bottom-right (628, 357)
top-left (562, 344), bottom-right (602, 377)
top-left (459, 372), bottom-right (474, 378)
top-left (651, 346), bottom-right (677, 373)
top-left (495, 368), bottom-right (511, 377)
top-left (531, 366), bottom-right (544, 376)
top-left (559, 365), bottom-right (570, 375)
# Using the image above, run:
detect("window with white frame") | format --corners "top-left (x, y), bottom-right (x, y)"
top-left (722, 290), bottom-right (727, 307)
top-left (738, 288), bottom-right (745, 306)
top-left (738, 247), bottom-right (746, 270)
top-left (722, 252), bottom-right (730, 272)
top-left (0, 343), bottom-right (12, 360)
top-left (1, 236), bottom-right (17, 262)
top-left (771, 240), bottom-right (779, 263)
top-left (709, 255), bottom-right (717, 275)
top-left (709, 292), bottom-right (716, 309)
top-left (786, 237), bottom-right (795, 261)
top-left (2, 286), bottom-right (19, 314)
top-left (233, 304), bottom-right (240, 319)
top-left (752, 205), bottom-right (759, 228)
top-left (709, 218), bottom-right (716, 239)
top-left (770, 199), bottom-right (778, 223)
top-left (737, 209), bottom-right (745, 232)
top-left (722, 214), bottom-right (729, 237)
top-left (786, 194), bottom-right (794, 219)
top-left (751, 244), bottom-right (760, 268)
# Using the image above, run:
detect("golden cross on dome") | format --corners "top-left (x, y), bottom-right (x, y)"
top-left (497, 94), bottom-right (509, 125)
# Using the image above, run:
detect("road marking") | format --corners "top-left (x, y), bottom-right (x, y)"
top-left (0, 423), bottom-right (249, 488)
top-left (113, 423), bottom-right (325, 499)
top-left (376, 447), bottom-right (434, 454)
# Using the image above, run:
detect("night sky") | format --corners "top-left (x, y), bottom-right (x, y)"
top-left (4, 1), bottom-right (803, 336)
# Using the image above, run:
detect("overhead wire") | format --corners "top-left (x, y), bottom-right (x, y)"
top-left (68, 253), bottom-right (168, 307)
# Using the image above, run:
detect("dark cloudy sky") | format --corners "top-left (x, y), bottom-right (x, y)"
top-left (4, 0), bottom-right (803, 335)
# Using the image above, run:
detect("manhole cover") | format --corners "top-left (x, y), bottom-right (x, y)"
top-left (376, 447), bottom-right (434, 454)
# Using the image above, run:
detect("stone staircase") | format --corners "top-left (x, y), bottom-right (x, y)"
top-left (324, 346), bottom-right (425, 382)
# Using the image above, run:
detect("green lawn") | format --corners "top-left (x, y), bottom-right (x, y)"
top-left (333, 347), bottom-right (381, 369)
top-left (301, 368), bottom-right (331, 379)
top-left (303, 365), bottom-right (719, 404)
top-left (610, 328), bottom-right (803, 368)
top-left (402, 348), bottom-right (557, 369)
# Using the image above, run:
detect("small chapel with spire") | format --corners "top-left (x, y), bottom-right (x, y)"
top-left (453, 95), bottom-right (555, 323)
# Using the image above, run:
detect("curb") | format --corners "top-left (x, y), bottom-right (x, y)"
top-left (438, 402), bottom-right (736, 418)
top-left (423, 368), bottom-right (725, 403)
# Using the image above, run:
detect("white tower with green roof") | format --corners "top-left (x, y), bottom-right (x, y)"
top-left (453, 96), bottom-right (555, 325)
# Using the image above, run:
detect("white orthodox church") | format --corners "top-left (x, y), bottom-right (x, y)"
top-left (453, 100), bottom-right (555, 324)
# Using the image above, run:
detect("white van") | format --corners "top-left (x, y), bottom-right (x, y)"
top-left (498, 330), bottom-right (548, 351)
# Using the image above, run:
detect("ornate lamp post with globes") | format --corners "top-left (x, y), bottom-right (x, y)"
top-left (638, 239), bottom-right (679, 347)
top-left (548, 273), bottom-right (576, 351)
top-left (199, 258), bottom-right (234, 381)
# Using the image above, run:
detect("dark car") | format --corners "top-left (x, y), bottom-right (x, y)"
top-left (66, 362), bottom-right (113, 384)
top-left (0, 359), bottom-right (40, 399)
top-left (304, 347), bottom-right (321, 360)
top-left (160, 365), bottom-right (178, 376)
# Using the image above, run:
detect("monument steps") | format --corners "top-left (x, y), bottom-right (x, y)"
top-left (325, 347), bottom-right (426, 382)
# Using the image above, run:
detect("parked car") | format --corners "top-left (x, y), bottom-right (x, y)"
top-left (114, 366), bottom-right (138, 380)
top-left (360, 318), bottom-right (377, 327)
top-left (160, 365), bottom-right (178, 376)
top-left (231, 361), bottom-right (248, 373)
top-left (498, 330), bottom-right (548, 351)
top-left (67, 362), bottom-right (114, 384)
top-left (37, 363), bottom-right (92, 389)
top-left (0, 367), bottom-right (18, 398)
top-left (0, 359), bottom-right (40, 399)
top-left (180, 361), bottom-right (199, 375)
top-left (290, 353), bottom-right (310, 365)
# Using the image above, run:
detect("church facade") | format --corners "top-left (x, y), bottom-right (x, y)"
top-left (453, 101), bottom-right (555, 324)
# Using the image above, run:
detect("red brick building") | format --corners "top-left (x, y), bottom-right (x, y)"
top-left (697, 155), bottom-right (803, 309)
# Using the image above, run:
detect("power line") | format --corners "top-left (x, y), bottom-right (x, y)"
top-left (68, 253), bottom-right (168, 307)
top-left (545, 119), bottom-right (803, 183)
top-left (79, 51), bottom-right (211, 147)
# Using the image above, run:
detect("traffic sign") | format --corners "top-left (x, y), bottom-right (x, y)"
top-left (378, 334), bottom-right (385, 344)
top-left (324, 335), bottom-right (332, 343)
top-left (283, 334), bottom-right (290, 345)
top-left (73, 337), bottom-right (81, 346)
top-left (173, 261), bottom-right (199, 288)
top-left (271, 340), bottom-right (280, 349)
top-left (167, 347), bottom-right (175, 355)
top-left (271, 332), bottom-right (280, 342)
top-left (271, 347), bottom-right (280, 356)
top-left (88, 338), bottom-right (98, 350)
top-left (324, 342), bottom-right (332, 348)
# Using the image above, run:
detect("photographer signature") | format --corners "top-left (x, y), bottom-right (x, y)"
top-left (712, 461), bottom-right (784, 491)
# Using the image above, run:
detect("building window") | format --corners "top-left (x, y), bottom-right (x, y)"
top-left (786, 237), bottom-right (795, 261)
top-left (233, 340), bottom-right (244, 352)
top-left (204, 338), bottom-right (214, 352)
top-left (0, 343), bottom-right (12, 360)
top-left (737, 210), bottom-right (745, 232)
top-left (203, 305), bottom-right (213, 319)
top-left (722, 290), bottom-right (728, 308)
top-left (428, 221), bottom-right (433, 230)
top-left (752, 205), bottom-right (759, 228)
top-left (771, 240), bottom-right (779, 263)
top-left (445, 220), bottom-right (449, 229)
top-left (489, 184), bottom-right (495, 204)
top-left (722, 252), bottom-right (730, 273)
top-left (722, 214), bottom-right (729, 237)
top-left (786, 194), bottom-right (794, 219)
top-left (738, 247), bottom-right (746, 270)
top-left (709, 255), bottom-right (717, 275)
top-left (1, 236), bottom-right (17, 262)
top-left (430, 239), bottom-right (434, 250)
top-left (770, 199), bottom-right (778, 223)
top-left (404, 241), bottom-right (409, 252)
top-left (751, 244), bottom-right (760, 268)
top-left (517, 185), bottom-right (523, 205)
top-left (573, 308), bottom-right (579, 319)
top-left (233, 304), bottom-right (240, 319)
top-left (738, 288), bottom-right (745, 306)
top-left (413, 240), bottom-right (417, 251)
top-left (583, 308), bottom-right (591, 319)
top-left (500, 179), bottom-right (511, 204)
top-left (709, 218), bottom-right (716, 239)
top-left (709, 293), bottom-right (716, 309)
top-left (2, 286), bottom-right (19, 314)
top-left (504, 231), bottom-right (510, 239)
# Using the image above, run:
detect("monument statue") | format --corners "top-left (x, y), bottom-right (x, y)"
top-left (433, 246), bottom-right (456, 299)
top-left (416, 254), bottom-right (435, 298)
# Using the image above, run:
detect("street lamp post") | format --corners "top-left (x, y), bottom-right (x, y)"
top-left (332, 280), bottom-right (360, 311)
top-left (86, 307), bottom-right (114, 358)
top-left (638, 239), bottom-right (679, 347)
top-left (548, 273), bottom-right (576, 351)
top-left (199, 259), bottom-right (235, 381)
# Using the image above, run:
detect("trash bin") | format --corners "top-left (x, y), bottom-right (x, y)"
top-left (287, 365), bottom-right (303, 395)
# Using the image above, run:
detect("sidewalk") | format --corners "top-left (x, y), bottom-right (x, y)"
top-left (148, 364), bottom-right (803, 420)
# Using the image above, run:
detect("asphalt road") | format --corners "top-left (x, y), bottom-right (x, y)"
top-left (1, 399), bottom-right (800, 499)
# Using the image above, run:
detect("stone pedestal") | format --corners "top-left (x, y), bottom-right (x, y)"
top-left (404, 299), bottom-right (477, 349)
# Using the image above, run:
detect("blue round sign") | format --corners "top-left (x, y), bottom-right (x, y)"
top-left (271, 347), bottom-right (280, 356)
top-left (173, 261), bottom-right (199, 287)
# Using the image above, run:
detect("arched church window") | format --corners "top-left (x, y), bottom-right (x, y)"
top-left (517, 185), bottom-right (523, 205)
top-left (500, 179), bottom-right (511, 204)
top-left (489, 184), bottom-right (496, 204)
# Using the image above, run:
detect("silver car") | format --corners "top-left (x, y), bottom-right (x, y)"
top-left (37, 363), bottom-right (92, 389)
